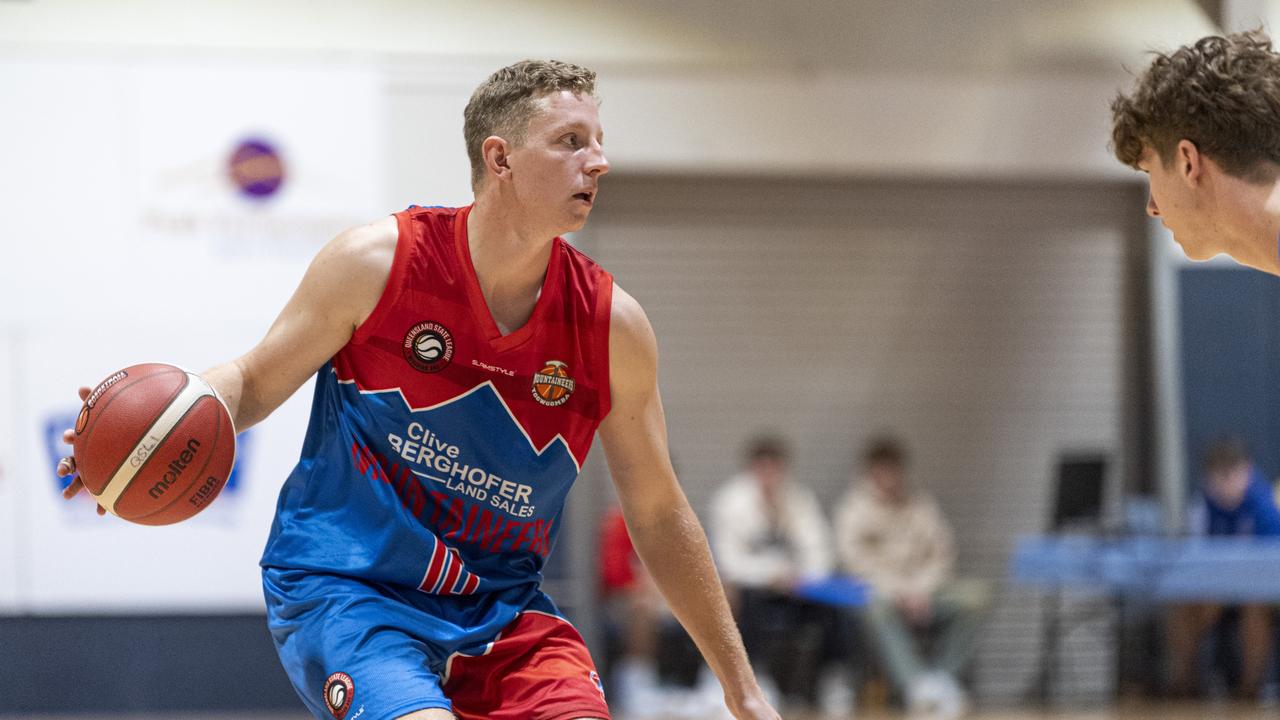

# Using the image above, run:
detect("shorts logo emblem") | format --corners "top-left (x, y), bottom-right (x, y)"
top-left (590, 669), bottom-right (606, 699)
top-left (323, 672), bottom-right (354, 719)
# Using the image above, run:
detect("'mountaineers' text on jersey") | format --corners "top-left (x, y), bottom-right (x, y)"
top-left (261, 205), bottom-right (614, 596)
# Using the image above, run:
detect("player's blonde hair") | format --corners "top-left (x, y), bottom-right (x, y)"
top-left (464, 59), bottom-right (598, 189)
top-left (1111, 30), bottom-right (1280, 183)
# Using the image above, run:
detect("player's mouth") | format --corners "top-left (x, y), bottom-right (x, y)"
top-left (573, 191), bottom-right (594, 206)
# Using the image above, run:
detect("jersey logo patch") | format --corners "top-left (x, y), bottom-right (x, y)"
top-left (323, 672), bottom-right (354, 719)
top-left (403, 321), bottom-right (454, 373)
top-left (532, 360), bottom-right (575, 407)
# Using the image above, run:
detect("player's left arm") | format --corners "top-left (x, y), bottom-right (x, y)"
top-left (598, 285), bottom-right (778, 720)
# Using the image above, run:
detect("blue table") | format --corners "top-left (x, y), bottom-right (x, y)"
top-left (1011, 535), bottom-right (1280, 603)
top-left (1011, 535), bottom-right (1280, 703)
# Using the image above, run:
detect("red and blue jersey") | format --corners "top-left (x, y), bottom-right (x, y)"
top-left (260, 204), bottom-right (614, 597)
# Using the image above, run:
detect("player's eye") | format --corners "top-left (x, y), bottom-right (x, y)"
top-left (562, 133), bottom-right (580, 149)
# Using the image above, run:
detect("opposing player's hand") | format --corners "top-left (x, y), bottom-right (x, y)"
top-left (56, 386), bottom-right (106, 516)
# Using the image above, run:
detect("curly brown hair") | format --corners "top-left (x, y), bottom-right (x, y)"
top-left (1111, 30), bottom-right (1280, 183)
top-left (463, 60), bottom-right (597, 189)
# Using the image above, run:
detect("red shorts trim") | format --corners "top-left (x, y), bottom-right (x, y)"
top-left (443, 610), bottom-right (611, 720)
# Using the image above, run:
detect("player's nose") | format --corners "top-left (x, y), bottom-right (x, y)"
top-left (585, 143), bottom-right (609, 177)
top-left (1146, 193), bottom-right (1160, 218)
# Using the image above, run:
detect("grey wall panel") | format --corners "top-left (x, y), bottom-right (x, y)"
top-left (577, 176), bottom-right (1144, 704)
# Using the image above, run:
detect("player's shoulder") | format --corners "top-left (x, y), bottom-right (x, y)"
top-left (330, 215), bottom-right (398, 258)
top-left (315, 215), bottom-right (398, 278)
top-left (605, 283), bottom-right (659, 382)
top-left (608, 283), bottom-right (654, 345)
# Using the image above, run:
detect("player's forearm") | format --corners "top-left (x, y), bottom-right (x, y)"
top-left (627, 500), bottom-right (760, 699)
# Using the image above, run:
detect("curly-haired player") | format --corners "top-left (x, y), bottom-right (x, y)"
top-left (1112, 30), bottom-right (1280, 273)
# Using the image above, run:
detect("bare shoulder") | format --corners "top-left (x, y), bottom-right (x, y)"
top-left (301, 215), bottom-right (400, 328)
top-left (319, 215), bottom-right (398, 277)
top-left (608, 283), bottom-right (658, 387)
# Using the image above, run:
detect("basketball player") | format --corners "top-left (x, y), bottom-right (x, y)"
top-left (1111, 30), bottom-right (1280, 273)
top-left (57, 60), bottom-right (779, 720)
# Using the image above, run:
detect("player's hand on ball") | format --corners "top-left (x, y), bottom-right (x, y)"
top-left (56, 386), bottom-right (106, 516)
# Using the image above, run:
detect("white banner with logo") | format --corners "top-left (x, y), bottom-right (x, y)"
top-left (0, 56), bottom-right (385, 612)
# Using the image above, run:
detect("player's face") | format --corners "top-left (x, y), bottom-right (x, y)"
top-left (508, 90), bottom-right (609, 235)
top-left (1139, 145), bottom-right (1217, 260)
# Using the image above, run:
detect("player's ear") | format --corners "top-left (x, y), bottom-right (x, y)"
top-left (482, 136), bottom-right (512, 181)
top-left (1176, 139), bottom-right (1204, 186)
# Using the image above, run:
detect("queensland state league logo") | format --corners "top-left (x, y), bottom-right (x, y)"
top-left (532, 360), bottom-right (575, 406)
top-left (322, 672), bottom-right (354, 719)
top-left (403, 321), bottom-right (454, 373)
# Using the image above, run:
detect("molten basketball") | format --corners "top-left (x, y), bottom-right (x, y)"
top-left (73, 363), bottom-right (236, 525)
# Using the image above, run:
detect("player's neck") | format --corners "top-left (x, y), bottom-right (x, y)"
top-left (1263, 179), bottom-right (1280, 275)
top-left (1214, 171), bottom-right (1280, 276)
top-left (466, 197), bottom-right (557, 333)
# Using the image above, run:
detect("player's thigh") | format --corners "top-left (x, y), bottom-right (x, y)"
top-left (264, 568), bottom-right (453, 719)
top-left (397, 711), bottom-right (457, 720)
top-left (394, 711), bottom-right (606, 720)
top-left (446, 611), bottom-right (611, 720)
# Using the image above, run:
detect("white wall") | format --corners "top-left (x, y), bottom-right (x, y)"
top-left (0, 56), bottom-right (386, 612)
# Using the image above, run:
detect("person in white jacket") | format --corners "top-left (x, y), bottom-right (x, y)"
top-left (834, 437), bottom-right (988, 716)
top-left (710, 435), bottom-right (842, 710)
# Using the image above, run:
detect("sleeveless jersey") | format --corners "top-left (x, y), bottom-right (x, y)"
top-left (260, 204), bottom-right (614, 597)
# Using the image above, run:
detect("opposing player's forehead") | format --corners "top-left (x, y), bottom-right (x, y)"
top-left (1136, 144), bottom-right (1157, 172)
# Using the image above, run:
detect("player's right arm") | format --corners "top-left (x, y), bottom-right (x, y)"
top-left (203, 215), bottom-right (397, 431)
top-left (58, 215), bottom-right (399, 505)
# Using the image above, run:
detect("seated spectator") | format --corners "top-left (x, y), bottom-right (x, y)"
top-left (710, 434), bottom-right (849, 713)
top-left (834, 437), bottom-right (988, 717)
top-left (1168, 438), bottom-right (1280, 700)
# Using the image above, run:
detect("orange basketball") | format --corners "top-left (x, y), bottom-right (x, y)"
top-left (72, 363), bottom-right (236, 525)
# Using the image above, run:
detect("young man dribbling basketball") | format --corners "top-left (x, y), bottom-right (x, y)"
top-left (1111, 30), bottom-right (1280, 273)
top-left (57, 60), bottom-right (780, 720)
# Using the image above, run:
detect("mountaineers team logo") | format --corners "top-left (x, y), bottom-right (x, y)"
top-left (322, 672), bottom-right (354, 719)
top-left (403, 321), bottom-right (454, 373)
top-left (532, 360), bottom-right (575, 406)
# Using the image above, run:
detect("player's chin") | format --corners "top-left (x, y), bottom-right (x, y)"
top-left (562, 210), bottom-right (591, 232)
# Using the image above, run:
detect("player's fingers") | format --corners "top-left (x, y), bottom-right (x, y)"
top-left (56, 456), bottom-right (77, 478)
top-left (78, 386), bottom-right (90, 401)
top-left (62, 428), bottom-right (75, 445)
top-left (61, 476), bottom-right (83, 498)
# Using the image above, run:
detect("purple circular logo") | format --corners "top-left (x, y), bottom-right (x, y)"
top-left (228, 138), bottom-right (285, 199)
